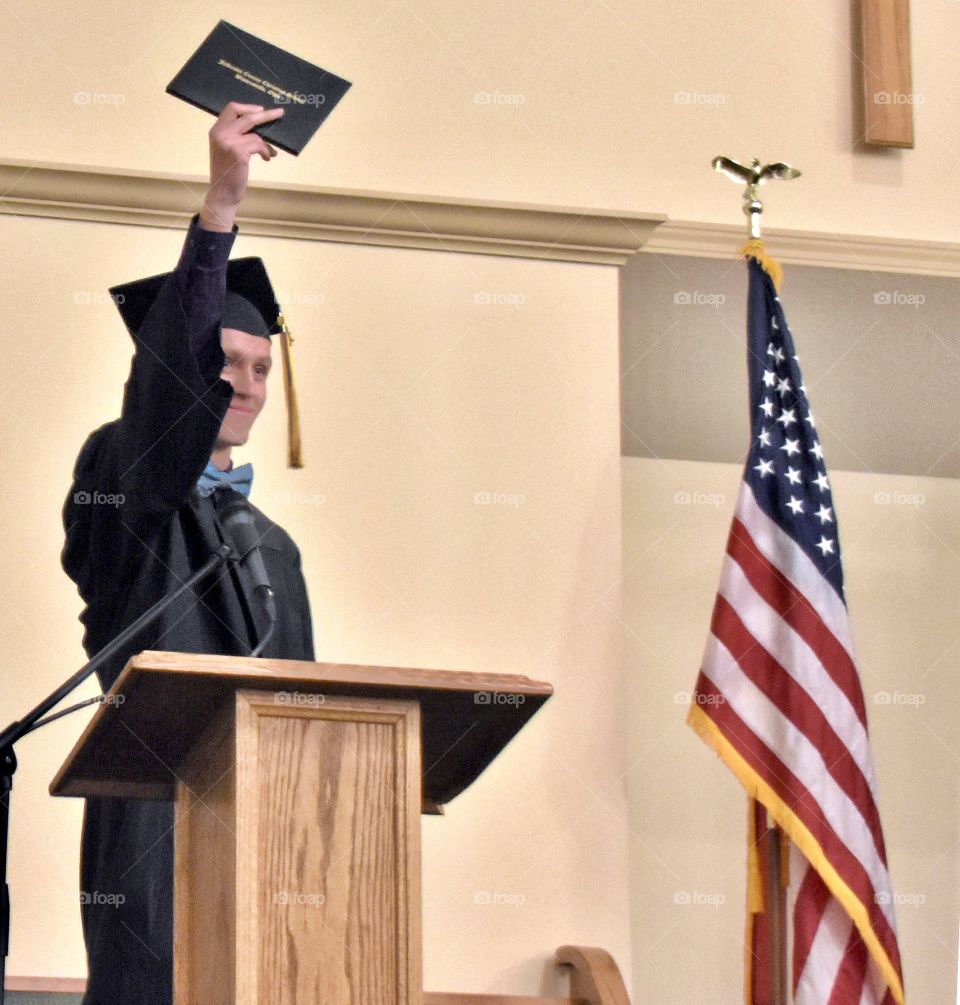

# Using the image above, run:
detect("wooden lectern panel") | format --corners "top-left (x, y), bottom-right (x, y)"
top-left (174, 691), bottom-right (421, 1005)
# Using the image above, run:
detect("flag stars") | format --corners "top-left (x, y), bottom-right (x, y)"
top-left (779, 438), bottom-right (801, 457)
top-left (758, 429), bottom-right (773, 447)
top-left (815, 536), bottom-right (835, 556)
top-left (805, 411), bottom-right (817, 429)
top-left (759, 397), bottom-right (776, 418)
top-left (776, 408), bottom-right (797, 428)
top-left (777, 377), bottom-right (793, 395)
top-left (763, 369), bottom-right (777, 388)
top-left (815, 504), bottom-right (834, 524)
top-left (786, 496), bottom-right (804, 516)
top-left (813, 471), bottom-right (830, 492)
top-left (785, 467), bottom-right (803, 485)
top-left (754, 458), bottom-right (776, 478)
top-left (809, 441), bottom-right (824, 461)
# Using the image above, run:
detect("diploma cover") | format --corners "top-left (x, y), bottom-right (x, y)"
top-left (167, 21), bottom-right (352, 156)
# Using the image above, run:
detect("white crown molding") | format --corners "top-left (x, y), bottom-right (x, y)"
top-left (644, 219), bottom-right (960, 278)
top-left (0, 159), bottom-right (665, 266)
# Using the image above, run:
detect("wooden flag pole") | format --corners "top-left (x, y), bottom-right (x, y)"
top-left (765, 824), bottom-right (788, 1005)
top-left (712, 160), bottom-right (800, 1005)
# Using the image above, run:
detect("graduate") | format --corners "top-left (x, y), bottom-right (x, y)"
top-left (61, 102), bottom-right (315, 1004)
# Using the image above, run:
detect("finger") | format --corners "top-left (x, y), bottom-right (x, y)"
top-left (227, 107), bottom-right (285, 135)
top-left (219, 101), bottom-right (266, 121)
top-left (252, 139), bottom-right (279, 161)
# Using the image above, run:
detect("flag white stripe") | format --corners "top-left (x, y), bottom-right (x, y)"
top-left (736, 484), bottom-right (856, 657)
top-left (794, 890), bottom-right (854, 1005)
top-left (718, 551), bottom-right (880, 802)
top-left (859, 959), bottom-right (886, 1005)
top-left (702, 636), bottom-right (895, 930)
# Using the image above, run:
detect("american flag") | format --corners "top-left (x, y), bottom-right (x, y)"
top-left (688, 252), bottom-right (905, 1005)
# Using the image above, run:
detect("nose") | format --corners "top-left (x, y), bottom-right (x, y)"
top-left (229, 362), bottom-right (255, 397)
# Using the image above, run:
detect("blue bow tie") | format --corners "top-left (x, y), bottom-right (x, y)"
top-left (196, 461), bottom-right (254, 498)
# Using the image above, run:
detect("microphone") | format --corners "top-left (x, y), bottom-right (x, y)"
top-left (218, 497), bottom-right (277, 656)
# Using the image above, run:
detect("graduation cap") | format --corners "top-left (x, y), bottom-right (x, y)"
top-left (109, 257), bottom-right (303, 468)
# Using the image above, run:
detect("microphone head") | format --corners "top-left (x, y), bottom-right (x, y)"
top-left (217, 497), bottom-right (259, 561)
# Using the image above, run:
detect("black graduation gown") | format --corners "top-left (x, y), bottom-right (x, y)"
top-left (61, 222), bottom-right (314, 1004)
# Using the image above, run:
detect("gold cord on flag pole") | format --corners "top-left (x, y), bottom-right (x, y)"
top-left (741, 239), bottom-right (783, 292)
top-left (277, 311), bottom-right (303, 469)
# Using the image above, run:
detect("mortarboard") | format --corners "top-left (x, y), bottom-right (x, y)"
top-left (109, 257), bottom-right (303, 468)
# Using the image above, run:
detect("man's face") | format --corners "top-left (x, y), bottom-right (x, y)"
top-left (216, 327), bottom-right (272, 449)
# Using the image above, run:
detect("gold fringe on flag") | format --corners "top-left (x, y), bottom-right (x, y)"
top-left (740, 238), bottom-right (783, 292)
top-left (277, 312), bottom-right (303, 469)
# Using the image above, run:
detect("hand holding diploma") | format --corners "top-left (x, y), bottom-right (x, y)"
top-left (200, 102), bottom-right (283, 232)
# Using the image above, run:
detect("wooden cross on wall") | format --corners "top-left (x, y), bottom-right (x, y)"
top-left (861, 0), bottom-right (914, 147)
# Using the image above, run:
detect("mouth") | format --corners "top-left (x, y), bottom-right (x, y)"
top-left (228, 404), bottom-right (254, 415)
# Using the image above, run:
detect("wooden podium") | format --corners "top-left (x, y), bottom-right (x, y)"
top-left (50, 651), bottom-right (552, 1005)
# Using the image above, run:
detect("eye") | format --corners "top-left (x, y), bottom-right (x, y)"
top-left (222, 355), bottom-right (233, 370)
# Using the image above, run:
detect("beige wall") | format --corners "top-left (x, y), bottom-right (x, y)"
top-left (3, 0), bottom-right (959, 241)
top-left (2, 2), bottom-right (957, 999)
top-left (623, 456), bottom-right (960, 1004)
top-left (0, 211), bottom-right (629, 991)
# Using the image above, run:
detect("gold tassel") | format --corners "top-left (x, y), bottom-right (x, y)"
top-left (277, 312), bottom-right (303, 469)
top-left (740, 238), bottom-right (783, 292)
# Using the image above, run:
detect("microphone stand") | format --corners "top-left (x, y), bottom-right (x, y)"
top-left (0, 543), bottom-right (232, 1002)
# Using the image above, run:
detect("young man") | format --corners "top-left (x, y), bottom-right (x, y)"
top-left (61, 103), bottom-right (314, 1003)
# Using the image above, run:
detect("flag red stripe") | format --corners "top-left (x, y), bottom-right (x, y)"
top-left (694, 672), bottom-right (903, 978)
top-left (727, 518), bottom-right (867, 725)
top-left (711, 594), bottom-right (888, 863)
top-left (827, 921), bottom-right (869, 1005)
top-left (792, 864), bottom-right (832, 993)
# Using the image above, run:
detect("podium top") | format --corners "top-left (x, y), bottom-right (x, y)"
top-left (50, 651), bottom-right (552, 806)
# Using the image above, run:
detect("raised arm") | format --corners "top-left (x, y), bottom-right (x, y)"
top-left (64, 104), bottom-right (284, 586)
top-left (113, 103), bottom-right (284, 517)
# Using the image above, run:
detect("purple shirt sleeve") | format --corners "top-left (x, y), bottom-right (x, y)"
top-left (174, 214), bottom-right (238, 370)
